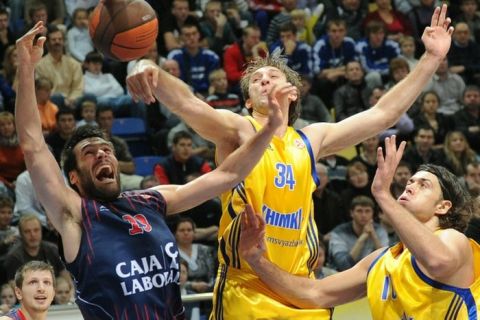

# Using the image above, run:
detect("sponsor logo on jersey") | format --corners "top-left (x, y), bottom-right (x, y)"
top-left (262, 204), bottom-right (302, 230)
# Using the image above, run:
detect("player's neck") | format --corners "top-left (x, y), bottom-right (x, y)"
top-left (19, 306), bottom-right (48, 320)
top-left (251, 111), bottom-right (289, 137)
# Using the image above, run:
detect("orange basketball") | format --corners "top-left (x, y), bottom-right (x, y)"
top-left (89, 0), bottom-right (158, 62)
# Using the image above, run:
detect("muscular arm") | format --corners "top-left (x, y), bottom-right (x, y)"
top-left (15, 23), bottom-right (81, 251)
top-left (303, 5), bottom-right (453, 158)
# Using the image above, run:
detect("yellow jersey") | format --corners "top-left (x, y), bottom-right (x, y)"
top-left (211, 117), bottom-right (331, 319)
top-left (367, 238), bottom-right (480, 319)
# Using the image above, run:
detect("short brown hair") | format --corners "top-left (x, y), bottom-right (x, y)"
top-left (14, 261), bottom-right (56, 289)
top-left (240, 53), bottom-right (302, 125)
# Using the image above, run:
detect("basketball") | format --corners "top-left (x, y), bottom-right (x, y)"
top-left (89, 0), bottom-right (158, 62)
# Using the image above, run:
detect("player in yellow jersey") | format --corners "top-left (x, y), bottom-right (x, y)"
top-left (126, 4), bottom-right (454, 318)
top-left (239, 135), bottom-right (480, 319)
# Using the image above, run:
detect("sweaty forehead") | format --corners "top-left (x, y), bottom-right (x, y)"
top-left (74, 137), bottom-right (111, 152)
top-left (251, 66), bottom-right (284, 78)
top-left (412, 171), bottom-right (440, 186)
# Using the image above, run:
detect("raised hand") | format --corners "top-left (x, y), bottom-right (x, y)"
top-left (371, 136), bottom-right (406, 197)
top-left (15, 21), bottom-right (46, 68)
top-left (239, 204), bottom-right (267, 265)
top-left (421, 4), bottom-right (454, 59)
top-left (266, 82), bottom-right (294, 129)
top-left (126, 59), bottom-right (159, 104)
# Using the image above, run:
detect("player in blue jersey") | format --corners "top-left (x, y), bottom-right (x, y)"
top-left (0, 261), bottom-right (55, 320)
top-left (14, 22), bottom-right (286, 319)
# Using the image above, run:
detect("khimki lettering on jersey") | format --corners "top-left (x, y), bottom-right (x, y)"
top-left (115, 242), bottom-right (180, 296)
top-left (262, 205), bottom-right (302, 230)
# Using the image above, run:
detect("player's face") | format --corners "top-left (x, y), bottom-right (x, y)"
top-left (247, 66), bottom-right (291, 113)
top-left (0, 206), bottom-right (13, 229)
top-left (73, 138), bottom-right (121, 201)
top-left (398, 171), bottom-right (445, 221)
top-left (16, 270), bottom-right (55, 312)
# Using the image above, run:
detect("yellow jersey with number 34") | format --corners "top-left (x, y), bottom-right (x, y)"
top-left (367, 238), bottom-right (480, 320)
top-left (211, 116), bottom-right (332, 319)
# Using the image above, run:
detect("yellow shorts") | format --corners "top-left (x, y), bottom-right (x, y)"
top-left (210, 265), bottom-right (333, 320)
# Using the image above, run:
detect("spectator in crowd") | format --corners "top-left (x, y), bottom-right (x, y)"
top-left (160, 0), bottom-right (199, 54)
top-left (45, 108), bottom-right (76, 164)
top-left (35, 26), bottom-right (83, 109)
top-left (403, 126), bottom-right (441, 172)
top-left (269, 21), bottom-right (312, 76)
top-left (0, 112), bottom-right (25, 196)
top-left (76, 99), bottom-right (97, 128)
top-left (224, 1), bottom-right (253, 40)
top-left (333, 61), bottom-right (370, 121)
top-left (0, 196), bottom-right (18, 275)
top-left (2, 261), bottom-right (55, 320)
top-left (447, 22), bottom-right (480, 85)
top-left (319, 154), bottom-right (349, 194)
top-left (437, 131), bottom-right (477, 177)
top-left (362, 0), bottom-right (413, 42)
top-left (265, 0), bottom-right (298, 46)
top-left (34, 77), bottom-right (58, 136)
top-left (199, 0), bottom-right (236, 60)
top-left (0, 283), bottom-right (16, 315)
top-left (53, 276), bottom-right (73, 305)
top-left (83, 51), bottom-right (144, 119)
top-left (297, 75), bottom-right (331, 125)
top-left (179, 260), bottom-right (201, 320)
top-left (96, 106), bottom-right (143, 191)
top-left (167, 121), bottom-right (216, 161)
top-left (66, 8), bottom-right (93, 63)
top-left (4, 215), bottom-right (67, 282)
top-left (313, 162), bottom-right (346, 242)
top-left (356, 20), bottom-right (401, 85)
top-left (399, 35), bottom-right (419, 70)
top-left (384, 57), bottom-right (410, 90)
top-left (329, 195), bottom-right (388, 271)
top-left (168, 23), bottom-right (220, 97)
top-left (2, 46), bottom-right (17, 94)
top-left (0, 8), bottom-right (16, 68)
top-left (413, 90), bottom-right (452, 147)
top-left (155, 131), bottom-right (212, 185)
top-left (289, 7), bottom-right (319, 46)
top-left (389, 160), bottom-right (412, 199)
top-left (424, 57), bottom-right (465, 116)
top-left (223, 25), bottom-right (267, 92)
top-left (313, 240), bottom-right (337, 279)
top-left (174, 217), bottom-right (216, 293)
top-left (248, 0), bottom-right (283, 40)
top-left (23, 3), bottom-right (54, 37)
top-left (127, 42), bottom-right (166, 76)
top-left (206, 69), bottom-right (242, 114)
top-left (340, 161), bottom-right (373, 211)
top-left (408, 0), bottom-right (436, 54)
top-left (315, 0), bottom-right (368, 41)
top-left (25, 0), bottom-right (65, 27)
top-left (312, 19), bottom-right (357, 106)
top-left (456, 0), bottom-right (480, 43)
top-left (463, 162), bottom-right (480, 198)
top-left (453, 85), bottom-right (480, 153)
top-left (13, 170), bottom-right (46, 228)
top-left (64, 0), bottom-right (97, 21)
top-left (351, 135), bottom-right (379, 180)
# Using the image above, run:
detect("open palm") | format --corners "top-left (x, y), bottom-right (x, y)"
top-left (421, 4), bottom-right (454, 59)
top-left (16, 22), bottom-right (46, 67)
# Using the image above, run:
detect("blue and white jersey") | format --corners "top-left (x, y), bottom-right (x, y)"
top-left (168, 48), bottom-right (220, 94)
top-left (356, 39), bottom-right (400, 75)
top-left (312, 35), bottom-right (357, 74)
top-left (269, 40), bottom-right (313, 76)
top-left (66, 190), bottom-right (185, 320)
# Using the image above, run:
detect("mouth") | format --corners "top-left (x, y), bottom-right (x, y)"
top-left (34, 295), bottom-right (48, 303)
top-left (94, 164), bottom-right (115, 183)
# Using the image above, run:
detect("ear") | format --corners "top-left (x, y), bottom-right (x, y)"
top-left (14, 287), bottom-right (22, 301)
top-left (69, 170), bottom-right (78, 186)
top-left (435, 200), bottom-right (452, 216)
top-left (288, 90), bottom-right (298, 103)
top-left (245, 98), bottom-right (252, 110)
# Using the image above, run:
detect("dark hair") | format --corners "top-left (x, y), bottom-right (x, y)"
top-left (15, 261), bottom-right (56, 289)
top-left (463, 85), bottom-right (480, 98)
top-left (240, 52), bottom-right (302, 125)
top-left (389, 57), bottom-right (410, 75)
top-left (172, 130), bottom-right (192, 145)
top-left (326, 19), bottom-right (346, 30)
top-left (350, 195), bottom-right (375, 211)
top-left (365, 20), bottom-right (386, 36)
top-left (55, 107), bottom-right (75, 122)
top-left (0, 195), bottom-right (13, 209)
top-left (396, 161), bottom-right (412, 172)
top-left (242, 25), bottom-right (260, 37)
top-left (29, 2), bottom-right (47, 20)
top-left (174, 216), bottom-right (196, 233)
top-left (96, 105), bottom-right (114, 118)
top-left (61, 125), bottom-right (109, 183)
top-left (418, 164), bottom-right (474, 232)
top-left (46, 25), bottom-right (64, 40)
top-left (414, 125), bottom-right (434, 137)
top-left (0, 7), bottom-right (9, 16)
top-left (84, 51), bottom-right (103, 64)
top-left (279, 21), bottom-right (297, 34)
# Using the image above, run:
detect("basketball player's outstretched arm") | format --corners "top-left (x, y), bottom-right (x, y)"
top-left (126, 59), bottom-right (247, 151)
top-left (238, 204), bottom-right (383, 308)
top-left (302, 4), bottom-right (454, 159)
top-left (372, 136), bottom-right (473, 281)
top-left (155, 83), bottom-right (288, 215)
top-left (15, 23), bottom-right (81, 241)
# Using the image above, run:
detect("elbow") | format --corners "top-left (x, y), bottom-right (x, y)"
top-left (421, 257), bottom-right (455, 279)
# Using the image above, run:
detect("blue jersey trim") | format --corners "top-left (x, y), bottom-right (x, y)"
top-left (367, 247), bottom-right (389, 275)
top-left (411, 256), bottom-right (477, 320)
top-left (296, 130), bottom-right (320, 187)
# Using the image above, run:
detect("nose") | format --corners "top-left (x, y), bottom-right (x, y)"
top-left (260, 77), bottom-right (270, 86)
top-left (96, 149), bottom-right (107, 159)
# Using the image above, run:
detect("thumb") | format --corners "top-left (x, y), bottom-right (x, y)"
top-left (36, 36), bottom-right (46, 48)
